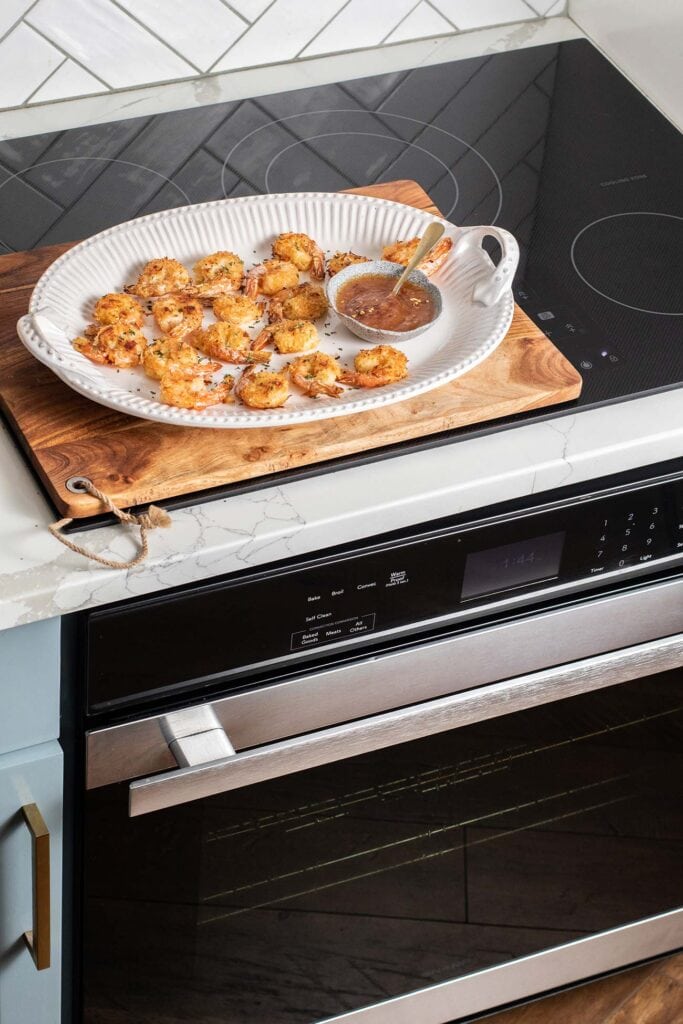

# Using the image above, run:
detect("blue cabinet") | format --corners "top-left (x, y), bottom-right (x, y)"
top-left (0, 741), bottom-right (62, 1024)
top-left (0, 620), bottom-right (60, 757)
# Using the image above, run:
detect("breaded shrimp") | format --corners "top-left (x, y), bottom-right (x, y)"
top-left (268, 282), bottom-right (328, 322)
top-left (381, 236), bottom-right (453, 276)
top-left (73, 324), bottom-right (146, 368)
top-left (340, 344), bottom-right (408, 388)
top-left (193, 322), bottom-right (270, 364)
top-left (272, 232), bottom-right (325, 278)
top-left (245, 258), bottom-right (299, 299)
top-left (253, 319), bottom-right (319, 355)
top-left (327, 251), bottom-right (371, 277)
top-left (142, 337), bottom-right (220, 381)
top-left (125, 257), bottom-right (191, 298)
top-left (235, 365), bottom-right (289, 409)
top-left (212, 293), bottom-right (263, 327)
top-left (289, 352), bottom-right (343, 398)
top-left (151, 295), bottom-right (203, 339)
top-left (159, 370), bottom-right (234, 410)
top-left (191, 251), bottom-right (244, 297)
top-left (92, 292), bottom-right (145, 328)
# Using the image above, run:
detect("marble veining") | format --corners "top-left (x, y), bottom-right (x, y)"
top-left (0, 389), bottom-right (681, 631)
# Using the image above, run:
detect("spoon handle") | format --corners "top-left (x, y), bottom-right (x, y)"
top-left (391, 221), bottom-right (445, 295)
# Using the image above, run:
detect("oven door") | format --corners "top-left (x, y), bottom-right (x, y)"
top-left (82, 582), bottom-right (683, 1024)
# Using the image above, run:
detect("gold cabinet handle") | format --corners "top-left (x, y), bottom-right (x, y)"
top-left (21, 803), bottom-right (51, 971)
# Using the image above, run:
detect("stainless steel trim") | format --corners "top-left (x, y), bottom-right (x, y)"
top-left (87, 576), bottom-right (683, 791)
top-left (162, 706), bottom-right (235, 767)
top-left (321, 909), bottom-right (683, 1023)
top-left (128, 632), bottom-right (683, 816)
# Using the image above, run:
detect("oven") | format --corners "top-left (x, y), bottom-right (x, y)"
top-left (66, 459), bottom-right (683, 1023)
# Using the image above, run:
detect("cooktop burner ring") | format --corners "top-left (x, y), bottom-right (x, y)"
top-left (0, 157), bottom-right (191, 251)
top-left (221, 108), bottom-right (503, 224)
top-left (570, 211), bottom-right (683, 316)
top-left (264, 131), bottom-right (460, 217)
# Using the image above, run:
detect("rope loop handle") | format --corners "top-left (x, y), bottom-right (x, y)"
top-left (48, 480), bottom-right (171, 569)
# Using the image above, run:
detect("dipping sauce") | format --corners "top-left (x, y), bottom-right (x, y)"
top-left (337, 274), bottom-right (436, 331)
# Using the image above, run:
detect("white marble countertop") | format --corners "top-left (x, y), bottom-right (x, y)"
top-left (0, 14), bottom-right (681, 631)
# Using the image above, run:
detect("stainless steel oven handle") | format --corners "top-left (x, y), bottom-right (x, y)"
top-left (129, 632), bottom-right (683, 816)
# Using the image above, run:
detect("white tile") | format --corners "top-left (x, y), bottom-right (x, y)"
top-left (0, 0), bottom-right (36, 39)
top-left (227, 0), bottom-right (272, 20)
top-left (125, 0), bottom-right (246, 72)
top-left (432, 0), bottom-right (536, 30)
top-left (384, 1), bottom-right (455, 44)
top-left (526, 0), bottom-right (565, 14)
top-left (26, 0), bottom-right (194, 88)
top-left (212, 0), bottom-right (347, 71)
top-left (29, 58), bottom-right (104, 103)
top-left (0, 17), bottom-right (583, 140)
top-left (0, 23), bottom-right (63, 107)
top-left (301, 0), bottom-right (419, 56)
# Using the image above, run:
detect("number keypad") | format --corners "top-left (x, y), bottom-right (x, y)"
top-left (584, 489), bottom-right (674, 575)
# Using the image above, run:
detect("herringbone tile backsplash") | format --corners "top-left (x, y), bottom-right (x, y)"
top-left (0, 0), bottom-right (565, 111)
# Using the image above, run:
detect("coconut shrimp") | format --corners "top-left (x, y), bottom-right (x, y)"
top-left (73, 324), bottom-right (146, 368)
top-left (268, 282), bottom-right (328, 322)
top-left (191, 251), bottom-right (244, 298)
top-left (381, 236), bottom-right (453, 276)
top-left (289, 352), bottom-right (343, 398)
top-left (244, 258), bottom-right (299, 299)
top-left (142, 338), bottom-right (220, 381)
top-left (92, 292), bottom-right (145, 328)
top-left (340, 344), bottom-right (408, 388)
top-left (160, 370), bottom-right (234, 410)
top-left (125, 257), bottom-right (191, 298)
top-left (272, 232), bottom-right (324, 279)
top-left (235, 365), bottom-right (289, 409)
top-left (193, 322), bottom-right (270, 364)
top-left (212, 293), bottom-right (263, 328)
top-left (327, 251), bottom-right (371, 277)
top-left (253, 319), bottom-right (318, 355)
top-left (151, 295), bottom-right (203, 339)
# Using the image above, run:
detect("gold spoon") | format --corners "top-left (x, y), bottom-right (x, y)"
top-left (391, 221), bottom-right (445, 296)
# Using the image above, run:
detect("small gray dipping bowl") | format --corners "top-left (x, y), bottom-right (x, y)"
top-left (326, 260), bottom-right (442, 344)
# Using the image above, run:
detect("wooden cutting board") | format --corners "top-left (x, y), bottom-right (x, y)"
top-left (0, 180), bottom-right (582, 518)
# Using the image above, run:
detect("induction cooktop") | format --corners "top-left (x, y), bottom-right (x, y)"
top-left (1, 38), bottom-right (681, 470)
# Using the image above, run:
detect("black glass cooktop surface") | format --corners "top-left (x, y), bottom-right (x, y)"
top-left (1, 38), bottom-right (681, 511)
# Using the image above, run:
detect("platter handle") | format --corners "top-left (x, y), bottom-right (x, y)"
top-left (453, 225), bottom-right (519, 306)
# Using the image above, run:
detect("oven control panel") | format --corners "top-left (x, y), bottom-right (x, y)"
top-left (87, 473), bottom-right (683, 711)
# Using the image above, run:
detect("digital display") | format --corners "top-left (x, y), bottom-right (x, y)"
top-left (461, 532), bottom-right (566, 601)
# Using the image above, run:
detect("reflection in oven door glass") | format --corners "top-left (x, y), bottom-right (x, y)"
top-left (82, 672), bottom-right (683, 1023)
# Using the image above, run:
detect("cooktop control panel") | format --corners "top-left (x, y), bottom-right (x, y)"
top-left (87, 470), bottom-right (683, 712)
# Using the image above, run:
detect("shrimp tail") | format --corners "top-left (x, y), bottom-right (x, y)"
top-left (244, 266), bottom-right (264, 299)
top-left (421, 237), bottom-right (453, 276)
top-left (339, 371), bottom-right (389, 389)
top-left (252, 325), bottom-right (273, 351)
top-left (248, 347), bottom-right (272, 364)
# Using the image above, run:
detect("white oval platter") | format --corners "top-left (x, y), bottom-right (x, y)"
top-left (16, 192), bottom-right (517, 429)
